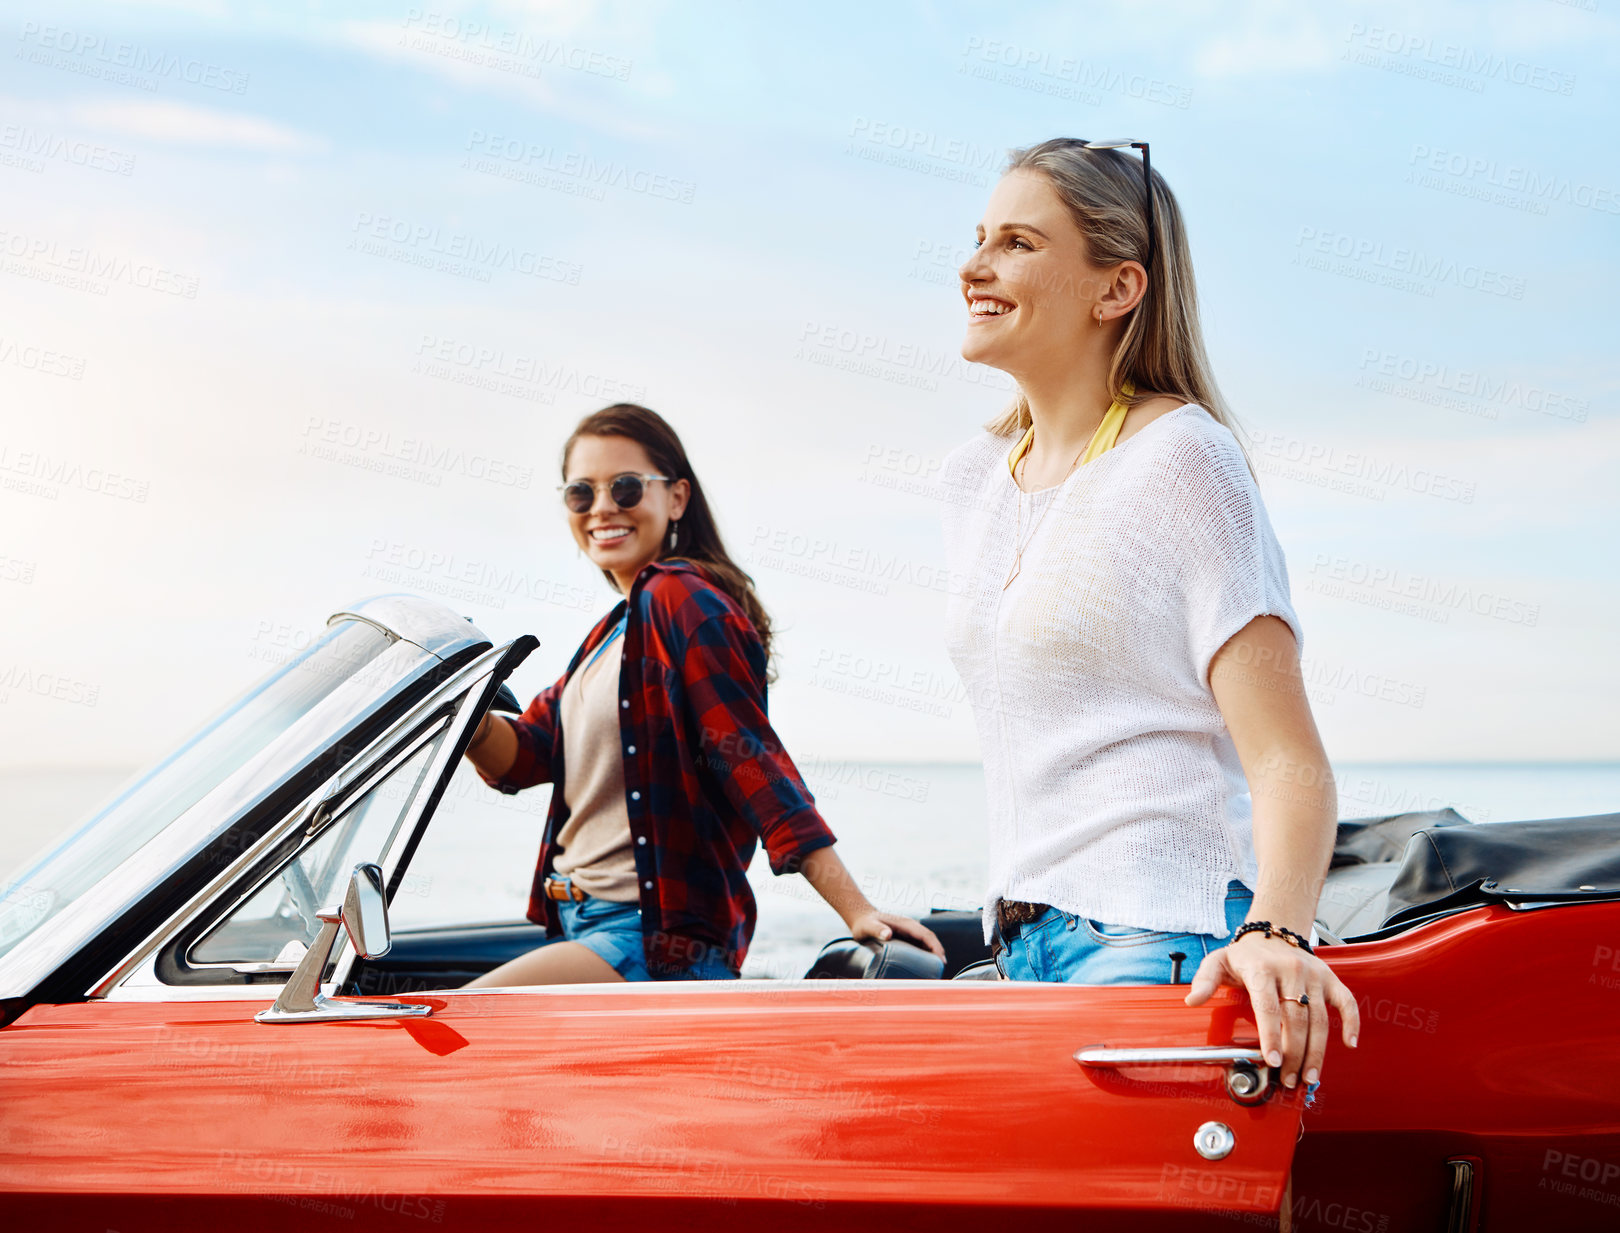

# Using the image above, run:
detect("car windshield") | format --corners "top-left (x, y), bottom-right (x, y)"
top-left (0, 619), bottom-right (396, 963)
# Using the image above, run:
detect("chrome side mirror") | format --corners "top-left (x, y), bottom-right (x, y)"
top-left (342, 861), bottom-right (390, 959)
top-left (256, 862), bottom-right (431, 1024)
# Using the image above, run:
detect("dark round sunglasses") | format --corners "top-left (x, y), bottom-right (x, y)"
top-left (557, 471), bottom-right (671, 514)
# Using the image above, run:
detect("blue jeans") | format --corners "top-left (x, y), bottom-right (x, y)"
top-left (993, 879), bottom-right (1255, 984)
top-left (556, 894), bottom-right (738, 982)
top-left (992, 879), bottom-right (1321, 1104)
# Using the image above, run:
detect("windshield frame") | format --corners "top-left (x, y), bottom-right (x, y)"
top-left (0, 620), bottom-right (398, 948)
top-left (96, 637), bottom-right (534, 1004)
top-left (0, 594), bottom-right (496, 1003)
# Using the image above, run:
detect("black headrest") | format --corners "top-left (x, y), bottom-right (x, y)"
top-left (863, 940), bottom-right (945, 980)
top-left (802, 937), bottom-right (944, 980)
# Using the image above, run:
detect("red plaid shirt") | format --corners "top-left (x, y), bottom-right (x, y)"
top-left (476, 560), bottom-right (837, 977)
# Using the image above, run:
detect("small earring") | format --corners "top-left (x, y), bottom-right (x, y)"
top-left (668, 518), bottom-right (679, 550)
top-left (1095, 309), bottom-right (1105, 328)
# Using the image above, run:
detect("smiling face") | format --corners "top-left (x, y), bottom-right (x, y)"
top-left (563, 434), bottom-right (689, 592)
top-left (958, 168), bottom-right (1113, 379)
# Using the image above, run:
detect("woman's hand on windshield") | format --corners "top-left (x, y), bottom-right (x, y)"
top-left (464, 713), bottom-right (517, 779)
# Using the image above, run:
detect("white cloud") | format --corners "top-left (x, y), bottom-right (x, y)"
top-left (334, 11), bottom-right (676, 142)
top-left (1190, 3), bottom-right (1340, 78)
top-left (67, 99), bottom-right (324, 153)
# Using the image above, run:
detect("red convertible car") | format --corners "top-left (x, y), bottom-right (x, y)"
top-left (1, 595), bottom-right (1616, 1230)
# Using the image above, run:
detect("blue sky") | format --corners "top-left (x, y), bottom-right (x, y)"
top-left (1, 0), bottom-right (1616, 769)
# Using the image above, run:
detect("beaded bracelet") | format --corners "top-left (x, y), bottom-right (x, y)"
top-left (1233, 920), bottom-right (1314, 956)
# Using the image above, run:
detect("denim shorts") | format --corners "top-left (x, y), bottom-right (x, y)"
top-left (993, 879), bottom-right (1255, 985)
top-left (991, 880), bottom-right (1322, 1104)
top-left (556, 894), bottom-right (738, 982)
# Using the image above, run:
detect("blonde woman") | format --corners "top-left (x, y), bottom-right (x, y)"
top-left (942, 138), bottom-right (1360, 1095)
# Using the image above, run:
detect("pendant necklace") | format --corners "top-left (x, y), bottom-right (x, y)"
top-left (1003, 435), bottom-right (1088, 590)
top-left (1004, 386), bottom-right (1136, 589)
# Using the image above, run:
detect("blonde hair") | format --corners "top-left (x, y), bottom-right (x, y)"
top-left (983, 138), bottom-right (1252, 474)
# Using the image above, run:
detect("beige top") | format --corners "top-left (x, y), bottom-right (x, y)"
top-left (552, 636), bottom-right (639, 902)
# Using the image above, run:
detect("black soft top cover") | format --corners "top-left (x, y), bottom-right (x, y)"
top-left (1331, 807), bottom-right (1620, 935)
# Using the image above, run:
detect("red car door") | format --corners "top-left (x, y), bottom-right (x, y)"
top-left (0, 977), bottom-right (1306, 1229)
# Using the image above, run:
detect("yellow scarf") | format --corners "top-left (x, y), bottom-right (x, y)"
top-left (1007, 380), bottom-right (1135, 478)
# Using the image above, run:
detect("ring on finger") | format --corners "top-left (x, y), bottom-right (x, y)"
top-left (1282, 992), bottom-right (1310, 1008)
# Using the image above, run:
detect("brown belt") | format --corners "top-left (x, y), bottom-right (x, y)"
top-left (997, 899), bottom-right (1051, 934)
top-left (542, 874), bottom-right (588, 903)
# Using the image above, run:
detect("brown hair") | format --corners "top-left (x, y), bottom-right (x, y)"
top-left (562, 403), bottom-right (774, 669)
top-left (985, 138), bottom-right (1252, 475)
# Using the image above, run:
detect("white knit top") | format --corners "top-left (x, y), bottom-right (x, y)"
top-left (940, 404), bottom-right (1303, 943)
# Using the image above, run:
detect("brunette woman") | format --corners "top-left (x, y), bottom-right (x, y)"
top-left (464, 403), bottom-right (942, 984)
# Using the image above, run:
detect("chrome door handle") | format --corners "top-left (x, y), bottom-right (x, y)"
top-left (1075, 1046), bottom-right (1274, 1105)
top-left (1077, 1045), bottom-right (1265, 1067)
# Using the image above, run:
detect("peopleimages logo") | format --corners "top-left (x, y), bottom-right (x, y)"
top-left (1246, 428), bottom-right (1477, 504)
top-left (959, 36), bottom-right (1192, 109)
top-left (299, 416), bottom-right (534, 490)
top-left (400, 10), bottom-right (633, 81)
top-left (1343, 23), bottom-right (1576, 95)
top-left (749, 524), bottom-right (961, 597)
top-left (0, 227), bottom-right (200, 298)
top-left (412, 334), bottom-right (646, 403)
top-left (847, 117), bottom-right (1001, 171)
top-left (0, 664), bottom-right (100, 707)
top-left (1293, 227), bottom-right (1526, 300)
top-left (0, 124), bottom-right (136, 175)
top-left (361, 539), bottom-right (596, 612)
top-left (1357, 350), bottom-right (1589, 423)
top-left (349, 212), bottom-right (582, 285)
top-left (1307, 554), bottom-right (1540, 627)
top-left (844, 117), bottom-right (1000, 186)
top-left (1408, 145), bottom-right (1620, 215)
top-left (463, 131), bottom-right (695, 203)
top-left (0, 335), bottom-right (87, 380)
top-left (795, 320), bottom-right (1014, 392)
top-left (0, 444), bottom-right (150, 502)
top-left (16, 21), bottom-right (251, 93)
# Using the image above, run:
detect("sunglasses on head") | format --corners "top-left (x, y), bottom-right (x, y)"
top-left (1082, 138), bottom-right (1155, 274)
top-left (558, 471), bottom-right (672, 514)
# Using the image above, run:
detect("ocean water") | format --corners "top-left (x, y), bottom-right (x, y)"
top-left (4, 761), bottom-right (1617, 980)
